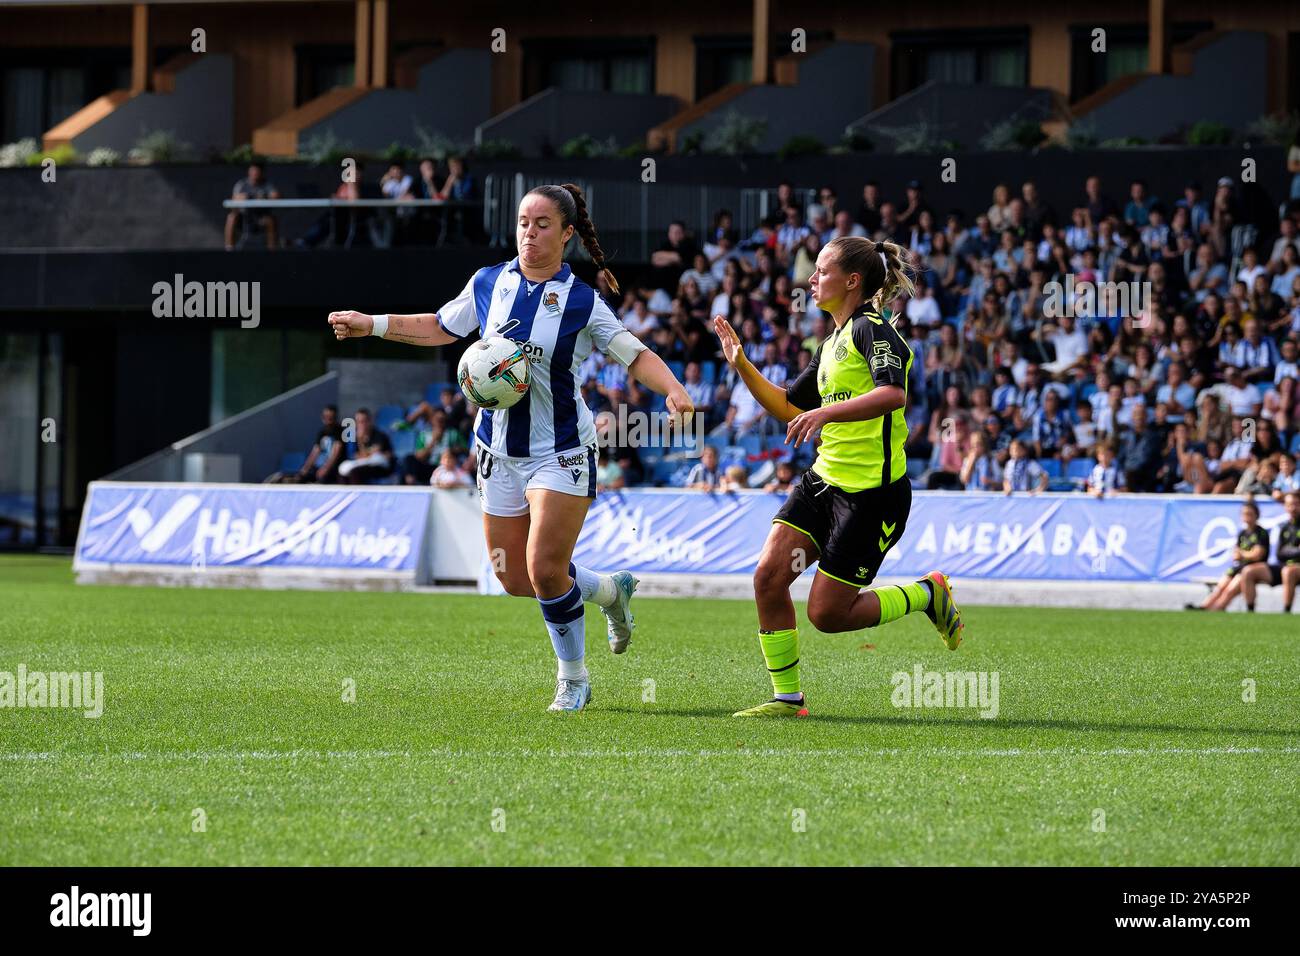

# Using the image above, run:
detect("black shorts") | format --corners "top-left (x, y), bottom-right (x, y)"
top-left (773, 470), bottom-right (912, 587)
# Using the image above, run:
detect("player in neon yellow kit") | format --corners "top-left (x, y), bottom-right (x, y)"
top-left (714, 236), bottom-right (964, 717)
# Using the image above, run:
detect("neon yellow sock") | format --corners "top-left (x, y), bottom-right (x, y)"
top-left (870, 581), bottom-right (930, 626)
top-left (758, 628), bottom-right (801, 697)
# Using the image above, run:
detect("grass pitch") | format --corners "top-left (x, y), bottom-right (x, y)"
top-left (1, 555), bottom-right (1296, 866)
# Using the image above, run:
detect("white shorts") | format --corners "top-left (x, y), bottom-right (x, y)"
top-left (475, 445), bottom-right (597, 517)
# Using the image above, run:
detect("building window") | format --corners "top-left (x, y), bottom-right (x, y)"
top-left (890, 29), bottom-right (1028, 98)
top-left (1068, 22), bottom-right (1212, 102)
top-left (0, 49), bottom-right (130, 142)
top-left (695, 36), bottom-right (752, 101)
top-left (522, 39), bottom-right (655, 99)
top-left (295, 45), bottom-right (355, 105)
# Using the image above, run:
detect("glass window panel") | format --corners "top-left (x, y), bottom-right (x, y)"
top-left (609, 55), bottom-right (650, 94)
top-left (46, 67), bottom-right (86, 125)
top-left (3, 67), bottom-right (45, 141)
top-left (983, 47), bottom-right (1026, 86)
top-left (924, 49), bottom-right (977, 84)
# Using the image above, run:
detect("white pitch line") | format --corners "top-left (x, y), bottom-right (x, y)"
top-left (1, 745), bottom-right (1298, 762)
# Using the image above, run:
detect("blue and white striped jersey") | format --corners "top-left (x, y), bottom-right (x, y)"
top-left (437, 258), bottom-right (626, 460)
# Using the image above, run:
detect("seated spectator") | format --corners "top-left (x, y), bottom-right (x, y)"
top-left (1275, 453), bottom-right (1300, 499)
top-left (685, 446), bottom-right (721, 490)
top-left (1072, 400), bottom-right (1099, 456)
top-left (595, 446), bottom-right (624, 492)
top-left (270, 403), bottom-right (344, 483)
top-left (651, 220), bottom-right (698, 291)
top-left (1186, 500), bottom-right (1270, 611)
top-left (225, 161), bottom-right (280, 250)
top-left (960, 431), bottom-right (1002, 492)
top-left (764, 460), bottom-right (799, 493)
top-left (1231, 318), bottom-right (1280, 382)
top-left (1086, 442), bottom-right (1124, 497)
top-left (1118, 404), bottom-right (1164, 492)
top-left (1003, 439), bottom-right (1048, 494)
top-left (718, 464), bottom-right (749, 492)
top-left (430, 449), bottom-right (472, 489)
top-left (338, 408), bottom-right (395, 483)
top-left (1031, 389), bottom-right (1074, 460)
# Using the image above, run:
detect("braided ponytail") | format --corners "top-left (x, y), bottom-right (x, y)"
top-left (524, 182), bottom-right (620, 295)
top-left (561, 183), bottom-right (619, 295)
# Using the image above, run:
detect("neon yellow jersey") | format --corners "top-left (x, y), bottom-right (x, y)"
top-left (785, 304), bottom-right (913, 492)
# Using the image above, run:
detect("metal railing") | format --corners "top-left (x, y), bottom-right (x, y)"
top-left (483, 174), bottom-right (819, 262)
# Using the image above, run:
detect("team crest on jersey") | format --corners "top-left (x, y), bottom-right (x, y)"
top-left (498, 286), bottom-right (510, 301)
top-left (834, 341), bottom-right (849, 362)
top-left (543, 291), bottom-right (561, 314)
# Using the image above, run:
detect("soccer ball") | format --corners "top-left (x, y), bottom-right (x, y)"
top-left (457, 336), bottom-right (532, 409)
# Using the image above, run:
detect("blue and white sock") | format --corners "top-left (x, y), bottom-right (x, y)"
top-left (570, 562), bottom-right (615, 607)
top-left (539, 578), bottom-right (587, 681)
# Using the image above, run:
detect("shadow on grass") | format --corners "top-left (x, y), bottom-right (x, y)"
top-left (596, 706), bottom-right (1300, 739)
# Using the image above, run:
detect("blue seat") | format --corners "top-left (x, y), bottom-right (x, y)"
top-left (738, 433), bottom-right (763, 457)
top-left (700, 362), bottom-right (717, 385)
top-left (1039, 458), bottom-right (1062, 478)
top-left (280, 451), bottom-right (307, 473)
top-left (390, 429), bottom-right (418, 459)
top-left (424, 383), bottom-right (455, 405)
top-left (667, 361), bottom-right (685, 381)
top-left (374, 403), bottom-right (405, 433)
top-left (1067, 457), bottom-right (1096, 479)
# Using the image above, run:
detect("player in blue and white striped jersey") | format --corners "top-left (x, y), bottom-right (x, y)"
top-left (328, 183), bottom-right (693, 712)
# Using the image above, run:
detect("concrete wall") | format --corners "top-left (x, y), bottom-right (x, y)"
top-left (70, 55), bottom-right (234, 157)
top-left (1082, 32), bottom-right (1270, 142)
top-left (847, 82), bottom-right (1057, 152)
top-left (302, 49), bottom-right (493, 151)
top-left (477, 89), bottom-right (680, 156)
top-left (675, 43), bottom-right (876, 154)
top-left (106, 370), bottom-right (340, 484)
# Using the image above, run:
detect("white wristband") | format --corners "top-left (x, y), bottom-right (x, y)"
top-left (370, 313), bottom-right (389, 338)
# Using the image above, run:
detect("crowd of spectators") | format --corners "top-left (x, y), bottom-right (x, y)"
top-left (567, 173), bottom-right (1300, 496)
top-left (278, 166), bottom-right (1300, 498)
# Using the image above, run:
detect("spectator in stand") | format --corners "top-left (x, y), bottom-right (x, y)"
top-left (685, 445), bottom-right (721, 490)
top-left (1086, 442), bottom-right (1124, 497)
top-left (273, 403), bottom-right (344, 483)
top-left (1003, 439), bottom-right (1048, 494)
top-left (430, 449), bottom-right (472, 489)
top-left (764, 459), bottom-right (799, 493)
top-left (718, 464), bottom-right (749, 493)
top-left (1231, 317), bottom-right (1280, 382)
top-left (987, 183), bottom-right (1012, 232)
top-left (369, 162), bottom-right (414, 248)
top-left (650, 220), bottom-right (698, 292)
top-left (857, 181), bottom-right (883, 235)
top-left (338, 408), bottom-right (395, 484)
top-left (960, 430), bottom-right (1002, 492)
top-left (1118, 403), bottom-right (1163, 492)
top-left (1123, 179), bottom-right (1156, 227)
top-left (1084, 175), bottom-right (1119, 224)
top-left (775, 205), bottom-right (810, 266)
top-left (225, 161), bottom-right (281, 250)
top-left (1031, 389), bottom-right (1074, 460)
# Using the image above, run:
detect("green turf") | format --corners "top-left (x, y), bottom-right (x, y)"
top-left (0, 554), bottom-right (1296, 865)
